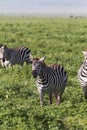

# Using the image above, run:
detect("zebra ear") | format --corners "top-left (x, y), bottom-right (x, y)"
top-left (29, 54), bottom-right (33, 62)
top-left (1, 45), bottom-right (7, 49)
top-left (83, 51), bottom-right (87, 56)
top-left (39, 56), bottom-right (46, 62)
top-left (0, 44), bottom-right (3, 48)
top-left (1, 46), bottom-right (4, 49)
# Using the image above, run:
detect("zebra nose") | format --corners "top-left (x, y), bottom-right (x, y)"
top-left (30, 60), bottom-right (32, 64)
top-left (32, 70), bottom-right (37, 78)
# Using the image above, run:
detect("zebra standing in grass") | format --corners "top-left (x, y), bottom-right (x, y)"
top-left (31, 57), bottom-right (67, 107)
top-left (0, 45), bottom-right (32, 67)
top-left (78, 50), bottom-right (87, 99)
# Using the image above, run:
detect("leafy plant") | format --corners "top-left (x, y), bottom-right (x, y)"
top-left (0, 16), bottom-right (87, 129)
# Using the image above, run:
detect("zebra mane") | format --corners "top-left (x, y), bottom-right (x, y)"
top-left (3, 45), bottom-right (11, 60)
top-left (33, 58), bottom-right (46, 66)
top-left (33, 58), bottom-right (40, 61)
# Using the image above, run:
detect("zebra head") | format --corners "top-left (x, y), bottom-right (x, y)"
top-left (0, 45), bottom-right (5, 60)
top-left (83, 51), bottom-right (87, 58)
top-left (83, 51), bottom-right (87, 63)
top-left (32, 57), bottom-right (46, 78)
top-left (0, 45), bottom-right (11, 60)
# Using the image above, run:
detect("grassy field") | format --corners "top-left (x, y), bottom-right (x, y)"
top-left (0, 16), bottom-right (87, 130)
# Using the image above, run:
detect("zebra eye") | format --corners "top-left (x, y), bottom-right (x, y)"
top-left (37, 64), bottom-right (41, 69)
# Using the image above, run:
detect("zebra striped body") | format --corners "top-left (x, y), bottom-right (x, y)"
top-left (78, 51), bottom-right (87, 99)
top-left (32, 57), bottom-right (67, 106)
top-left (0, 45), bottom-right (32, 67)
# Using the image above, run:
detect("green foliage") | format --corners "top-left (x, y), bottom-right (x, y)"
top-left (0, 16), bottom-right (87, 129)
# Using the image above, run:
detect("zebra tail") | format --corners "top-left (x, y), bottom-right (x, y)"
top-left (83, 86), bottom-right (87, 99)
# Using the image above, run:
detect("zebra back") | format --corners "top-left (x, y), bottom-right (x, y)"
top-left (49, 64), bottom-right (67, 86)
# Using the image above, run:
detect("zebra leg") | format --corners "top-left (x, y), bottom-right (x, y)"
top-left (19, 62), bottom-right (23, 68)
top-left (57, 95), bottom-right (61, 105)
top-left (83, 86), bottom-right (87, 99)
top-left (20, 65), bottom-right (23, 68)
top-left (25, 60), bottom-right (31, 65)
top-left (0, 60), bottom-right (5, 67)
top-left (37, 88), bottom-right (43, 107)
top-left (49, 92), bottom-right (52, 104)
top-left (4, 60), bottom-right (10, 68)
top-left (39, 92), bottom-right (43, 107)
top-left (54, 92), bottom-right (61, 105)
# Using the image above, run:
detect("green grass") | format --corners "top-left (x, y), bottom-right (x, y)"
top-left (0, 16), bottom-right (87, 129)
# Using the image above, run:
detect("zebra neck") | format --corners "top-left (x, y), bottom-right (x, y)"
top-left (38, 71), bottom-right (47, 80)
top-left (83, 60), bottom-right (87, 69)
top-left (5, 51), bottom-right (11, 60)
top-left (37, 73), bottom-right (48, 85)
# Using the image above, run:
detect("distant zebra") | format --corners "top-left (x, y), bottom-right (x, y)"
top-left (78, 50), bottom-right (87, 99)
top-left (0, 45), bottom-right (32, 67)
top-left (31, 57), bottom-right (67, 107)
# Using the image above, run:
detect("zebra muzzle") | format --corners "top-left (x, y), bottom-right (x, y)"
top-left (32, 70), bottom-right (37, 78)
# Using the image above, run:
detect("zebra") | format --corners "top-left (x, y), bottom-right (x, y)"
top-left (78, 50), bottom-right (87, 99)
top-left (0, 45), bottom-right (32, 67)
top-left (31, 57), bottom-right (67, 107)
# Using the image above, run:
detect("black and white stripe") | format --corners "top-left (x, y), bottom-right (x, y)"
top-left (78, 51), bottom-right (87, 99)
top-left (0, 45), bottom-right (32, 67)
top-left (32, 57), bottom-right (67, 106)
